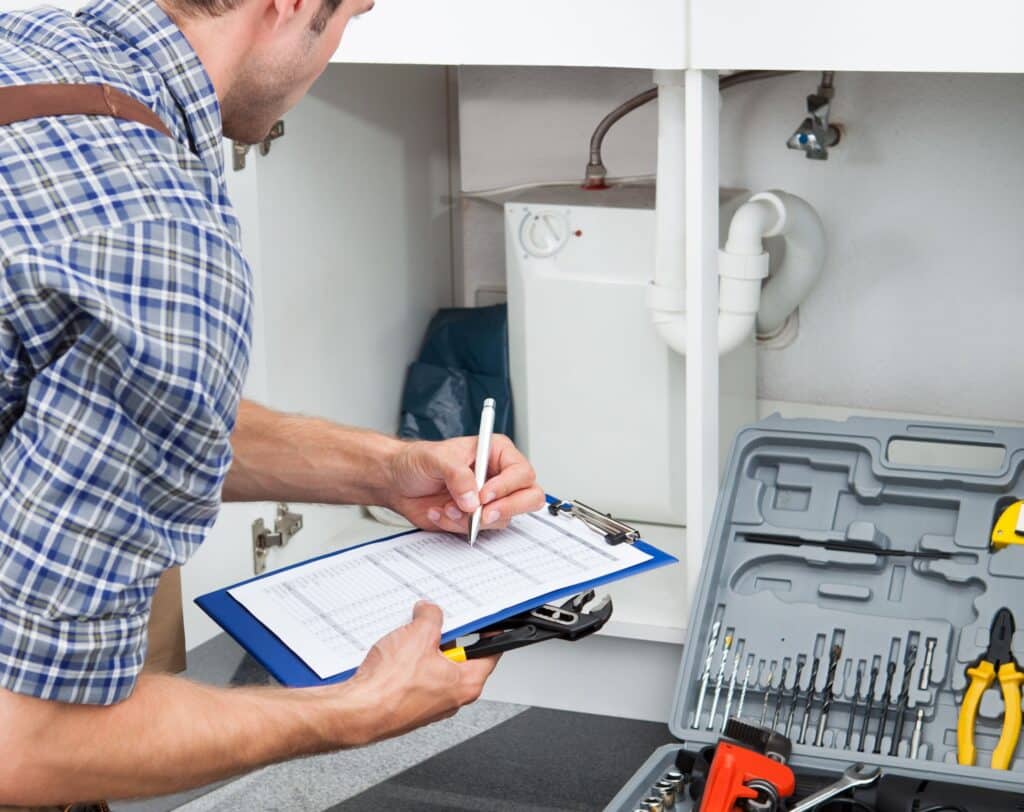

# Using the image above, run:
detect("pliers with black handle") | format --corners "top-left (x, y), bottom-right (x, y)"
top-left (957, 607), bottom-right (1024, 769)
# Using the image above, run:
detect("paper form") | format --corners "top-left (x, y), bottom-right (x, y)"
top-left (228, 507), bottom-right (654, 679)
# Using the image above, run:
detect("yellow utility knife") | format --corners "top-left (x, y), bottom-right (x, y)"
top-left (991, 500), bottom-right (1024, 551)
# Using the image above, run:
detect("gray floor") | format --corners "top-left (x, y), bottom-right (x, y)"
top-left (110, 634), bottom-right (528, 812)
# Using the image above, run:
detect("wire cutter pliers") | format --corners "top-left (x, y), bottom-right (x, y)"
top-left (443, 590), bottom-right (613, 662)
top-left (957, 606), bottom-right (1024, 769)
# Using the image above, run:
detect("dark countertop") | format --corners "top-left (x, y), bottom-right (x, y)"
top-left (110, 633), bottom-right (670, 812)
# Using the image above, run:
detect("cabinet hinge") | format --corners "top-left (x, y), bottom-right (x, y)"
top-left (232, 119), bottom-right (286, 172)
top-left (252, 501), bottom-right (303, 574)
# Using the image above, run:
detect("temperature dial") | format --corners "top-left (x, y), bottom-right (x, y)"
top-left (519, 210), bottom-right (570, 258)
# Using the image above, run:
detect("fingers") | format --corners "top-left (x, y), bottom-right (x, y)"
top-left (440, 455), bottom-right (481, 514)
top-left (479, 485), bottom-right (547, 529)
top-left (411, 600), bottom-right (444, 646)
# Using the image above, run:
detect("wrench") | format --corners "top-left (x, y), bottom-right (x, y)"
top-left (788, 764), bottom-right (880, 812)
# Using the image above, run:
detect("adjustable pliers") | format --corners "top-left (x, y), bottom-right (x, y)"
top-left (443, 590), bottom-right (613, 662)
top-left (957, 607), bottom-right (1024, 769)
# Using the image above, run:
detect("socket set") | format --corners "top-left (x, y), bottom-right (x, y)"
top-left (606, 416), bottom-right (1024, 810)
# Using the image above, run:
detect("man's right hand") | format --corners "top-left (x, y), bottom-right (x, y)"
top-left (0, 600), bottom-right (499, 805)
top-left (330, 601), bottom-right (499, 746)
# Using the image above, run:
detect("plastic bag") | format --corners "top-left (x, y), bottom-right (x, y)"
top-left (398, 304), bottom-right (513, 442)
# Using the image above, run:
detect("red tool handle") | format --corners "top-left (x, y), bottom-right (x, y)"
top-left (699, 742), bottom-right (796, 812)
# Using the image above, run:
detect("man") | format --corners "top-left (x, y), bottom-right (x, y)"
top-left (0, 0), bottom-right (544, 805)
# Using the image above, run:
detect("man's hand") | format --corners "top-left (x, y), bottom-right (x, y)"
top-left (336, 602), bottom-right (498, 745)
top-left (0, 602), bottom-right (497, 804)
top-left (386, 434), bottom-right (546, 533)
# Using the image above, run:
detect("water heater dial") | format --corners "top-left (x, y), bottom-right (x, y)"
top-left (519, 210), bottom-right (570, 258)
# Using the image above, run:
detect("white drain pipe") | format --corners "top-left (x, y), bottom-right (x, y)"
top-left (646, 74), bottom-right (826, 354)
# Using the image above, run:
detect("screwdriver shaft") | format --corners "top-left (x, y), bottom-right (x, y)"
top-left (919, 638), bottom-right (936, 690)
top-left (910, 707), bottom-right (925, 759)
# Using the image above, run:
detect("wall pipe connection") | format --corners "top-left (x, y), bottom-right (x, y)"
top-left (649, 182), bottom-right (825, 355)
top-left (646, 71), bottom-right (825, 354)
top-left (584, 71), bottom-right (795, 188)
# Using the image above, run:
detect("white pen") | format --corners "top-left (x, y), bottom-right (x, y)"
top-left (468, 398), bottom-right (496, 545)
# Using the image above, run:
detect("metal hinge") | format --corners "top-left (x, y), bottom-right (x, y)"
top-left (252, 502), bottom-right (304, 574)
top-left (232, 120), bottom-right (285, 172)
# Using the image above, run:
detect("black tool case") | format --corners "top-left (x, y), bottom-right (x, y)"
top-left (605, 415), bottom-right (1024, 810)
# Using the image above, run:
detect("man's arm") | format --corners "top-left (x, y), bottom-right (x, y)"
top-left (0, 604), bottom-right (492, 806)
top-left (224, 400), bottom-right (546, 532)
top-left (222, 399), bottom-right (403, 506)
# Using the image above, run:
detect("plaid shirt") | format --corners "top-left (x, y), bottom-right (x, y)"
top-left (0, 0), bottom-right (252, 703)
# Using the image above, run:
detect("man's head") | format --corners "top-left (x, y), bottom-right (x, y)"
top-left (161, 0), bottom-right (373, 144)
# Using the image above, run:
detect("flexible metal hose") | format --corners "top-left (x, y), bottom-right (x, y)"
top-left (584, 70), bottom-right (797, 187)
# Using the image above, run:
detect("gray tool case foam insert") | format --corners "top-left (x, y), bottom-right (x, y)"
top-left (606, 415), bottom-right (1024, 810)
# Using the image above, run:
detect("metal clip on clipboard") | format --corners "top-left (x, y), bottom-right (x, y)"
top-left (547, 499), bottom-right (640, 546)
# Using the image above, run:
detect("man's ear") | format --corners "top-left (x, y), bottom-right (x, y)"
top-left (267, 0), bottom-right (309, 31)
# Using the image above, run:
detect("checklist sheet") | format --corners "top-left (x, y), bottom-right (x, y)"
top-left (228, 507), bottom-right (655, 679)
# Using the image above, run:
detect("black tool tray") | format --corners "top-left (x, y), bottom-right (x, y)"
top-left (606, 415), bottom-right (1024, 810)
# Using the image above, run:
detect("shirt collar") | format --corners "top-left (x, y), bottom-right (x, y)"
top-left (76, 0), bottom-right (224, 177)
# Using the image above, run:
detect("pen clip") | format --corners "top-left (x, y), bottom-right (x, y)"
top-left (547, 499), bottom-right (640, 545)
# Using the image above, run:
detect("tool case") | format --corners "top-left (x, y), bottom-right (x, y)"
top-left (605, 415), bottom-right (1024, 810)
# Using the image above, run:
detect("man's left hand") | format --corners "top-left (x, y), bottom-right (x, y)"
top-left (387, 435), bottom-right (545, 534)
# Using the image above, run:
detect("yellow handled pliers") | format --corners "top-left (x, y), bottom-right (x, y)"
top-left (957, 607), bottom-right (1024, 769)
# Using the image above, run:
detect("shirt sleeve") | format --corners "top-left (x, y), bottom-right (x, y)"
top-left (0, 217), bottom-right (252, 704)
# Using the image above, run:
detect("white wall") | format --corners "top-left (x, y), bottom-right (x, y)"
top-left (457, 68), bottom-right (1024, 423)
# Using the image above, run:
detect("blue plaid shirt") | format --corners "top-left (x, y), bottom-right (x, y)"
top-left (0, 0), bottom-right (252, 703)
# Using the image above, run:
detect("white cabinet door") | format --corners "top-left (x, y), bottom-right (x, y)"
top-left (335, 0), bottom-right (687, 68)
top-left (690, 0), bottom-right (1024, 73)
top-left (181, 63), bottom-right (454, 648)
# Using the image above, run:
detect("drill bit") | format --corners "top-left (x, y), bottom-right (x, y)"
top-left (691, 621), bottom-right (721, 729)
top-left (889, 643), bottom-right (918, 755)
top-left (736, 656), bottom-right (754, 721)
top-left (844, 662), bottom-right (863, 750)
top-left (858, 664), bottom-right (879, 752)
top-left (720, 646), bottom-right (742, 732)
top-left (771, 660), bottom-right (789, 731)
top-left (706, 634), bottom-right (733, 731)
top-left (759, 663), bottom-right (775, 727)
top-left (815, 644), bottom-right (843, 746)
top-left (919, 637), bottom-right (936, 690)
top-left (910, 707), bottom-right (925, 758)
top-left (798, 653), bottom-right (821, 745)
top-left (873, 657), bottom-right (899, 754)
top-left (784, 656), bottom-right (806, 740)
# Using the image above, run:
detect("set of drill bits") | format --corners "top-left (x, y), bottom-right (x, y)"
top-left (692, 625), bottom-right (844, 746)
top-left (844, 634), bottom-right (937, 758)
top-left (690, 622), bottom-right (756, 733)
top-left (632, 768), bottom-right (686, 812)
top-left (691, 624), bottom-right (942, 759)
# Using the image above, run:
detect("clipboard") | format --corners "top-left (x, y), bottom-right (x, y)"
top-left (195, 495), bottom-right (678, 688)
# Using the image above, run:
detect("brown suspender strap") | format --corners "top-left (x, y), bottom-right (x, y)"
top-left (0, 83), bottom-right (172, 137)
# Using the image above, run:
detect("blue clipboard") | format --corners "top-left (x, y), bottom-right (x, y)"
top-left (195, 496), bottom-right (678, 688)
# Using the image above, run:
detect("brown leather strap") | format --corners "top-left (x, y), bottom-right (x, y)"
top-left (0, 83), bottom-right (172, 137)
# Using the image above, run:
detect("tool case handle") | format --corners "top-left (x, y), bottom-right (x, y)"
top-left (878, 421), bottom-right (1024, 481)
